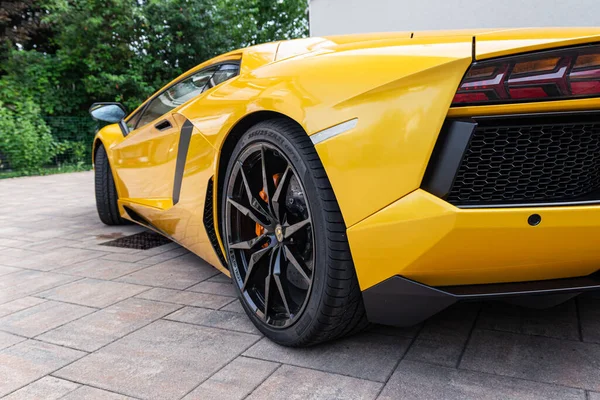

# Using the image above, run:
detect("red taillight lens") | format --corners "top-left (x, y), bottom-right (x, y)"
top-left (452, 44), bottom-right (600, 106)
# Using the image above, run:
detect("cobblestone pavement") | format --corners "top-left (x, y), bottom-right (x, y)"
top-left (1, 171), bottom-right (599, 399)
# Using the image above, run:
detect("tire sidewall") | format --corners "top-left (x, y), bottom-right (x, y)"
top-left (95, 144), bottom-right (127, 226)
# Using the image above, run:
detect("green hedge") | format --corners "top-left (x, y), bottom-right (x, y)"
top-left (0, 101), bottom-right (96, 176)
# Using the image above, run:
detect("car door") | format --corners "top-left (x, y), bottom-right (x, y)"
top-left (111, 66), bottom-right (221, 205)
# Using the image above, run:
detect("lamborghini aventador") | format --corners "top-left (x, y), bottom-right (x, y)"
top-left (90, 28), bottom-right (600, 346)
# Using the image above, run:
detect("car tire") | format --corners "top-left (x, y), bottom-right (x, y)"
top-left (222, 118), bottom-right (368, 346)
top-left (94, 144), bottom-right (129, 226)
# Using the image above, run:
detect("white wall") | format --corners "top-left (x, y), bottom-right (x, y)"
top-left (310, 0), bottom-right (600, 36)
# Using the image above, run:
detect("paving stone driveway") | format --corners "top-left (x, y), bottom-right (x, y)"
top-left (1, 171), bottom-right (600, 399)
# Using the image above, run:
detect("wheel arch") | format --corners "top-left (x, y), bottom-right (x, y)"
top-left (92, 138), bottom-right (103, 167)
top-left (92, 123), bottom-right (126, 163)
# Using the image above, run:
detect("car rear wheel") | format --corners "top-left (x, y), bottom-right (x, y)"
top-left (94, 144), bottom-right (129, 226)
top-left (222, 119), bottom-right (368, 346)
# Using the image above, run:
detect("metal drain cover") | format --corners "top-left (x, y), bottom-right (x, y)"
top-left (100, 231), bottom-right (171, 250)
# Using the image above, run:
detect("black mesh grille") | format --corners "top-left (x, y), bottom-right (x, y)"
top-left (100, 231), bottom-right (171, 250)
top-left (204, 178), bottom-right (228, 267)
top-left (447, 116), bottom-right (600, 205)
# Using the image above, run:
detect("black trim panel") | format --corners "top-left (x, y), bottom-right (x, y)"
top-left (421, 119), bottom-right (477, 199)
top-left (173, 119), bottom-right (193, 205)
top-left (118, 120), bottom-right (129, 137)
top-left (363, 276), bottom-right (457, 327)
top-left (203, 177), bottom-right (228, 268)
top-left (363, 273), bottom-right (600, 327)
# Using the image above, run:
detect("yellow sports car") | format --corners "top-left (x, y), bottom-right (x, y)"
top-left (90, 28), bottom-right (600, 346)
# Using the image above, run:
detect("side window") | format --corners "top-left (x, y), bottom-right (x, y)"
top-left (125, 109), bottom-right (143, 130)
top-left (135, 63), bottom-right (240, 129)
top-left (208, 64), bottom-right (240, 89)
top-left (136, 66), bottom-right (218, 128)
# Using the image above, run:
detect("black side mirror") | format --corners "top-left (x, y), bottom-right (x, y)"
top-left (89, 102), bottom-right (127, 123)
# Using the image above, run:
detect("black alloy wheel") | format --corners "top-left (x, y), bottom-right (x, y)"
top-left (225, 143), bottom-right (314, 328)
top-left (222, 119), bottom-right (368, 346)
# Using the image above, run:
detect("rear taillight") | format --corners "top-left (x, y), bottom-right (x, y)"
top-left (452, 44), bottom-right (600, 106)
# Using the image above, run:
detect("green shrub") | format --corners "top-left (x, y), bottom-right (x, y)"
top-left (54, 140), bottom-right (88, 166)
top-left (0, 100), bottom-right (57, 172)
top-left (44, 116), bottom-right (98, 164)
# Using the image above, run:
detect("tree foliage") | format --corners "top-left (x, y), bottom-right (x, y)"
top-left (0, 99), bottom-right (56, 172)
top-left (0, 0), bottom-right (55, 53)
top-left (1, 0), bottom-right (309, 114)
top-left (0, 0), bottom-right (308, 171)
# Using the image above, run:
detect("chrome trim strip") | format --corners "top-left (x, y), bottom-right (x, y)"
top-left (310, 118), bottom-right (358, 145)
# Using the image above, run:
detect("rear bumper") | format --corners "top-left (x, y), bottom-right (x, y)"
top-left (363, 273), bottom-right (600, 326)
top-left (347, 189), bottom-right (600, 290)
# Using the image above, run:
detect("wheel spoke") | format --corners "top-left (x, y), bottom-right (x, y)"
top-left (263, 274), bottom-right (271, 322)
top-left (273, 277), bottom-right (291, 317)
top-left (241, 245), bottom-right (271, 292)
top-left (283, 245), bottom-right (311, 284)
top-left (283, 218), bottom-right (311, 239)
top-left (238, 161), bottom-right (272, 221)
top-left (271, 165), bottom-right (291, 221)
top-left (260, 145), bottom-right (272, 211)
top-left (228, 198), bottom-right (268, 228)
top-left (229, 233), bottom-right (267, 250)
top-left (272, 247), bottom-right (291, 317)
top-left (263, 248), bottom-right (275, 322)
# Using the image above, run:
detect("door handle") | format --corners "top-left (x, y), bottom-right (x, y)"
top-left (154, 119), bottom-right (172, 131)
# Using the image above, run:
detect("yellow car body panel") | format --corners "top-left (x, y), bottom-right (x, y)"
top-left (448, 97), bottom-right (600, 118)
top-left (349, 190), bottom-right (600, 290)
top-left (474, 27), bottom-right (600, 60)
top-left (411, 27), bottom-right (600, 60)
top-left (111, 112), bottom-right (181, 200)
top-left (93, 28), bottom-right (600, 300)
top-left (182, 36), bottom-right (474, 227)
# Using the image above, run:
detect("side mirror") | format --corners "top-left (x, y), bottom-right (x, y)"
top-left (89, 102), bottom-right (127, 123)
